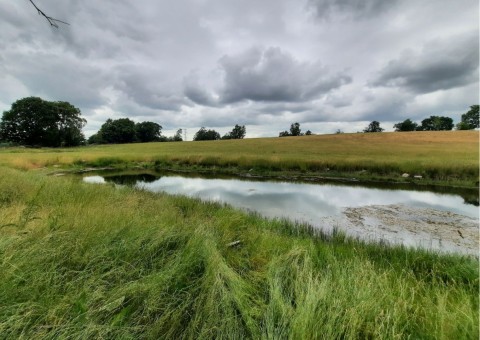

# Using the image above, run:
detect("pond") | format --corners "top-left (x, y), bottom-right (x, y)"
top-left (83, 171), bottom-right (479, 255)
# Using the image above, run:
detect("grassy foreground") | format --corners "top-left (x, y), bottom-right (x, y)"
top-left (0, 131), bottom-right (478, 187)
top-left (0, 167), bottom-right (478, 338)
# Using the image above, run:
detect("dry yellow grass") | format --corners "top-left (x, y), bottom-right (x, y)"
top-left (0, 131), bottom-right (478, 182)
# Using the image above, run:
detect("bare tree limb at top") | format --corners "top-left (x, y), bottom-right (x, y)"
top-left (28, 0), bottom-right (69, 28)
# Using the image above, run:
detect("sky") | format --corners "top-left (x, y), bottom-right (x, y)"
top-left (0, 0), bottom-right (478, 139)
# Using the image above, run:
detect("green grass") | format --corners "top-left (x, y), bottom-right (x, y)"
top-left (0, 131), bottom-right (478, 186)
top-left (0, 167), bottom-right (478, 338)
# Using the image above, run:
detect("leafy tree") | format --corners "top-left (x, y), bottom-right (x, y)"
top-left (279, 131), bottom-right (290, 137)
top-left (98, 118), bottom-right (137, 144)
top-left (418, 116), bottom-right (453, 131)
top-left (290, 122), bottom-right (302, 136)
top-left (172, 129), bottom-right (183, 141)
top-left (305, 130), bottom-right (312, 135)
top-left (393, 119), bottom-right (418, 132)
top-left (457, 105), bottom-right (479, 130)
top-left (135, 121), bottom-right (162, 142)
top-left (222, 124), bottom-right (246, 139)
top-left (193, 127), bottom-right (220, 141)
top-left (363, 121), bottom-right (384, 133)
top-left (0, 97), bottom-right (86, 147)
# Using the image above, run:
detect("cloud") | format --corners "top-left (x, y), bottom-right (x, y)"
top-left (371, 32), bottom-right (479, 94)
top-left (210, 47), bottom-right (351, 104)
top-left (308, 0), bottom-right (398, 19)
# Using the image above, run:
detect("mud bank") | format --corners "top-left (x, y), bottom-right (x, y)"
top-left (322, 204), bottom-right (479, 256)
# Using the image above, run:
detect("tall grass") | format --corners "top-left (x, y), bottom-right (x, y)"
top-left (0, 131), bottom-right (478, 185)
top-left (0, 167), bottom-right (477, 338)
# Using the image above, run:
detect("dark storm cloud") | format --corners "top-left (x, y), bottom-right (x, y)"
top-left (213, 47), bottom-right (351, 104)
top-left (371, 33), bottom-right (479, 94)
top-left (308, 0), bottom-right (397, 19)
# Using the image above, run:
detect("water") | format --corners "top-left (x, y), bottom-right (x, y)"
top-left (83, 173), bottom-right (478, 220)
top-left (83, 172), bottom-right (479, 254)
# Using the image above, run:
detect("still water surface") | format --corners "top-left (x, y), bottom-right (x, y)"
top-left (83, 173), bottom-right (478, 223)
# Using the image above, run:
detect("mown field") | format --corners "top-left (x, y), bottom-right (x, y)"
top-left (0, 131), bottom-right (478, 186)
top-left (0, 131), bottom-right (478, 338)
top-left (0, 167), bottom-right (478, 338)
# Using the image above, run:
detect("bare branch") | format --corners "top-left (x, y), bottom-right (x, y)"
top-left (28, 0), bottom-right (69, 28)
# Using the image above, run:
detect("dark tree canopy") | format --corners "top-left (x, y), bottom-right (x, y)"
top-left (457, 105), bottom-right (479, 130)
top-left (418, 116), bottom-right (453, 131)
top-left (0, 97), bottom-right (86, 147)
top-left (279, 122), bottom-right (306, 137)
top-left (393, 119), bottom-right (418, 132)
top-left (193, 127), bottom-right (220, 141)
top-left (363, 121), bottom-right (384, 133)
top-left (290, 122), bottom-right (302, 136)
top-left (135, 121), bottom-right (162, 143)
top-left (222, 124), bottom-right (246, 139)
top-left (98, 118), bottom-right (137, 144)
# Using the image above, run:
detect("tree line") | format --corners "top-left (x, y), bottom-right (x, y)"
top-left (0, 97), bottom-right (478, 147)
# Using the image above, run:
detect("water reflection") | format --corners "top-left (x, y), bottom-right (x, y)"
top-left (84, 172), bottom-right (479, 220)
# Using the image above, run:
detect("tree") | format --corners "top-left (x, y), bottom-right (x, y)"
top-left (305, 130), bottom-right (312, 135)
top-left (135, 121), bottom-right (162, 142)
top-left (172, 129), bottom-right (183, 141)
top-left (98, 118), bottom-right (137, 144)
top-left (290, 122), bottom-right (302, 136)
top-left (279, 131), bottom-right (290, 137)
top-left (193, 127), bottom-right (220, 141)
top-left (28, 0), bottom-right (69, 28)
top-left (418, 116), bottom-right (453, 131)
top-left (222, 124), bottom-right (246, 139)
top-left (0, 97), bottom-right (86, 147)
top-left (363, 121), bottom-right (384, 133)
top-left (393, 119), bottom-right (418, 132)
top-left (457, 105), bottom-right (479, 130)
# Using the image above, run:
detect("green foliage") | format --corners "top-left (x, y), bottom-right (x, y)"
top-left (418, 116), bottom-right (454, 131)
top-left (290, 122), bottom-right (302, 136)
top-left (222, 124), bottom-right (246, 140)
top-left (193, 127), bottom-right (220, 141)
top-left (135, 121), bottom-right (162, 142)
top-left (393, 118), bottom-right (418, 132)
top-left (363, 121), bottom-right (384, 133)
top-left (97, 118), bottom-right (137, 144)
top-left (0, 97), bottom-right (86, 147)
top-left (457, 105), bottom-right (479, 130)
top-left (279, 122), bottom-right (306, 137)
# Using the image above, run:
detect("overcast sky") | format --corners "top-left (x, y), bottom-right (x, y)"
top-left (1, 0), bottom-right (478, 139)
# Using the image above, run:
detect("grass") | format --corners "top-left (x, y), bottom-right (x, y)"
top-left (0, 131), bottom-right (478, 186)
top-left (0, 167), bottom-right (478, 338)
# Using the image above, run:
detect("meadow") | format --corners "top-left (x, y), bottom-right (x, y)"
top-left (0, 131), bottom-right (478, 187)
top-left (0, 131), bottom-right (478, 338)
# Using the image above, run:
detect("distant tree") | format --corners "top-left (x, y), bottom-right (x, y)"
top-left (98, 118), bottom-right (137, 144)
top-left (393, 119), bottom-right (418, 132)
top-left (135, 121), bottom-right (162, 142)
top-left (290, 122), bottom-right (302, 136)
top-left (0, 97), bottom-right (86, 147)
top-left (335, 129), bottom-right (344, 134)
top-left (457, 105), bottom-right (479, 130)
top-left (418, 116), bottom-right (453, 131)
top-left (172, 128), bottom-right (183, 141)
top-left (222, 124), bottom-right (246, 139)
top-left (305, 130), bottom-right (312, 135)
top-left (193, 127), bottom-right (220, 141)
top-left (363, 121), bottom-right (384, 133)
top-left (279, 130), bottom-right (290, 137)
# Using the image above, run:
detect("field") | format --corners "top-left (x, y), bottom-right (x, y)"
top-left (0, 131), bottom-right (478, 338)
top-left (0, 131), bottom-right (478, 186)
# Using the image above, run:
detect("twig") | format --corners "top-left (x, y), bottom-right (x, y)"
top-left (28, 0), bottom-right (69, 28)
